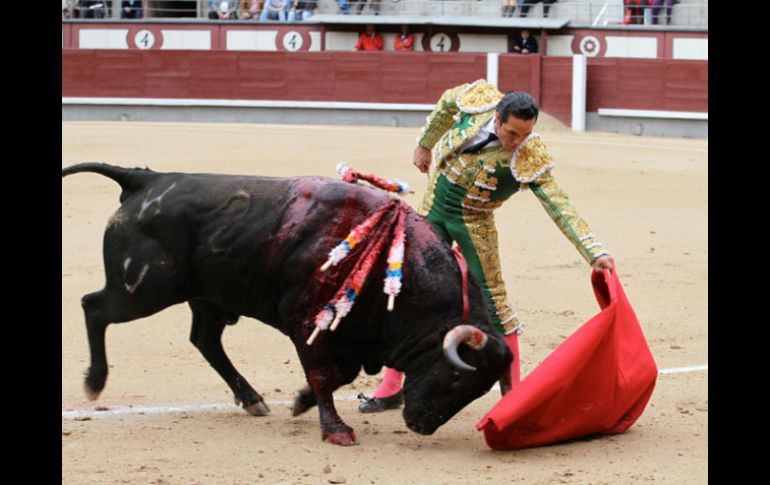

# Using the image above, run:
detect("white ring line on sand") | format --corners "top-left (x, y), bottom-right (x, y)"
top-left (62, 364), bottom-right (707, 420)
top-left (658, 364), bottom-right (708, 375)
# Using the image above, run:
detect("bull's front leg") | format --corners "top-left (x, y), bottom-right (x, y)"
top-left (292, 365), bottom-right (359, 417)
top-left (293, 337), bottom-right (358, 446)
top-left (306, 367), bottom-right (358, 446)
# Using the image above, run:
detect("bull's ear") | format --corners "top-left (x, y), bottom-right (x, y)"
top-left (442, 325), bottom-right (488, 371)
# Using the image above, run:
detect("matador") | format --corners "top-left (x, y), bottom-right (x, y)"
top-left (358, 79), bottom-right (614, 413)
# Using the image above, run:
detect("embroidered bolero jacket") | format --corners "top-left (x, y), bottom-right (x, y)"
top-left (416, 79), bottom-right (610, 264)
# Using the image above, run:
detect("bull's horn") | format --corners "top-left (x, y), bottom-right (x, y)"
top-left (442, 325), bottom-right (488, 371)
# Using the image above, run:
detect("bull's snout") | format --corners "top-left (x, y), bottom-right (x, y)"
top-left (404, 408), bottom-right (443, 435)
top-left (405, 419), bottom-right (436, 435)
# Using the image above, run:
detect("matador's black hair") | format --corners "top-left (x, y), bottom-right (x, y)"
top-left (497, 92), bottom-right (539, 122)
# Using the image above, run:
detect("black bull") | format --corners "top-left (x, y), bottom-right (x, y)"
top-left (61, 163), bottom-right (512, 445)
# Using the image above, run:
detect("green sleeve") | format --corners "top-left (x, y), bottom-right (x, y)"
top-left (416, 83), bottom-right (469, 150)
top-left (529, 171), bottom-right (610, 264)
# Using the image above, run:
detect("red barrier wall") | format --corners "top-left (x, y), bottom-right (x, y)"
top-left (62, 50), bottom-right (707, 127)
top-left (498, 55), bottom-right (541, 102)
top-left (499, 55), bottom-right (572, 125)
top-left (540, 57), bottom-right (573, 125)
top-left (62, 50), bottom-right (487, 103)
top-left (586, 58), bottom-right (708, 113)
top-left (62, 22), bottom-right (72, 48)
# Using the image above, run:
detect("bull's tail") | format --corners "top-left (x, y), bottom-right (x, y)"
top-left (62, 163), bottom-right (157, 201)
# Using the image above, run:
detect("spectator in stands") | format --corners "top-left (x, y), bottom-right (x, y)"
top-left (354, 24), bottom-right (384, 51)
top-left (239, 0), bottom-right (262, 19)
top-left (288, 0), bottom-right (317, 21)
top-left (209, 1), bottom-right (236, 19)
top-left (623, 0), bottom-right (644, 24)
top-left (79, 0), bottom-right (108, 18)
top-left (511, 29), bottom-right (538, 54)
top-left (260, 0), bottom-right (289, 21)
top-left (337, 0), bottom-right (351, 15)
top-left (393, 25), bottom-right (415, 52)
top-left (650, 0), bottom-right (675, 25)
top-left (62, 0), bottom-right (76, 18)
top-left (501, 0), bottom-right (517, 18)
top-left (517, 0), bottom-right (557, 18)
top-left (354, 0), bottom-right (380, 15)
top-left (121, 0), bottom-right (143, 19)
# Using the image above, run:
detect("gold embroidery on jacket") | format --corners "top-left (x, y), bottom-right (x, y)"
top-left (418, 166), bottom-right (442, 217)
top-left (461, 211), bottom-right (518, 333)
top-left (456, 81), bottom-right (504, 114)
top-left (531, 171), bottom-right (605, 263)
top-left (513, 137), bottom-right (555, 183)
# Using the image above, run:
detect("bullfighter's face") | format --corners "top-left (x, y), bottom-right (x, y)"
top-left (400, 329), bottom-right (512, 435)
top-left (495, 113), bottom-right (537, 152)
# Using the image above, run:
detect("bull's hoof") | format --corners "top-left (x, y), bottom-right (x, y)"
top-left (234, 397), bottom-right (270, 416)
top-left (244, 401), bottom-right (270, 416)
top-left (322, 430), bottom-right (359, 446)
top-left (83, 381), bottom-right (102, 401)
top-left (291, 389), bottom-right (317, 417)
top-left (291, 400), bottom-right (309, 417)
top-left (83, 367), bottom-right (107, 401)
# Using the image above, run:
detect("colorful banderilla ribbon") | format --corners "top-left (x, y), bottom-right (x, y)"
top-left (383, 209), bottom-right (406, 311)
top-left (307, 200), bottom-right (410, 346)
top-left (336, 162), bottom-right (413, 196)
top-left (319, 202), bottom-right (393, 272)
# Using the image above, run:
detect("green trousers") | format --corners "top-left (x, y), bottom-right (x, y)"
top-left (420, 173), bottom-right (520, 335)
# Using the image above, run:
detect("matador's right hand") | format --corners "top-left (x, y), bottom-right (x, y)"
top-left (413, 145), bottom-right (431, 174)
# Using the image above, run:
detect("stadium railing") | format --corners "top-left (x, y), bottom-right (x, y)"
top-left (62, 0), bottom-right (708, 29)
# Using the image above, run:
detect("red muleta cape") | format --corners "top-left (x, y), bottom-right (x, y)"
top-left (476, 267), bottom-right (658, 449)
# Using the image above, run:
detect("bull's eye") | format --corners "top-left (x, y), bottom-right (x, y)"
top-left (451, 371), bottom-right (461, 382)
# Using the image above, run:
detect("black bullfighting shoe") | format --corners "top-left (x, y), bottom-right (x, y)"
top-left (357, 391), bottom-right (404, 413)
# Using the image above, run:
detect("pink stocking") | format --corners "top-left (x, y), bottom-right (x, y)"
top-left (372, 367), bottom-right (404, 398)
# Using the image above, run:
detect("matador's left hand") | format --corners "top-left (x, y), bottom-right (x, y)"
top-left (591, 255), bottom-right (614, 274)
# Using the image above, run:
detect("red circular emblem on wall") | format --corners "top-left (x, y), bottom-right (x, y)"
top-left (421, 32), bottom-right (460, 52)
top-left (277, 29), bottom-right (312, 52)
top-left (571, 33), bottom-right (606, 57)
top-left (126, 25), bottom-right (164, 50)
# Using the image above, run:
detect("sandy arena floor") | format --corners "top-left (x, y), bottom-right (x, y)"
top-left (62, 120), bottom-right (707, 484)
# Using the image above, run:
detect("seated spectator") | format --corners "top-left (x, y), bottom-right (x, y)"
top-left (62, 0), bottom-right (77, 18)
top-left (260, 0), bottom-right (289, 21)
top-left (288, 0), bottom-right (317, 21)
top-left (239, 0), bottom-right (262, 19)
top-left (393, 24), bottom-right (414, 52)
top-left (208, 1), bottom-right (237, 19)
top-left (501, 0), bottom-right (517, 18)
top-left (651, 0), bottom-right (675, 25)
top-left (511, 29), bottom-right (538, 54)
top-left (518, 0), bottom-right (556, 18)
top-left (354, 0), bottom-right (380, 15)
top-left (354, 24), bottom-right (383, 51)
top-left (121, 0), bottom-right (143, 19)
top-left (79, 0), bottom-right (108, 18)
top-left (623, 0), bottom-right (644, 24)
top-left (337, 0), bottom-right (350, 15)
